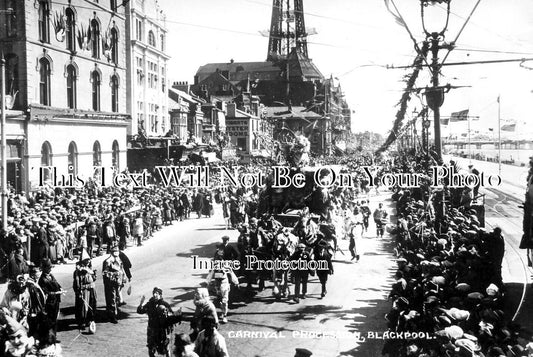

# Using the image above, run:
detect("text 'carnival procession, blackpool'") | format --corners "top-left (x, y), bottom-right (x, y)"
top-left (1, 0), bottom-right (533, 357)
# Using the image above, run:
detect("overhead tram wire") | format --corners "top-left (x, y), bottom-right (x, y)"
top-left (435, 2), bottom-right (533, 51)
top-left (387, 57), bottom-right (533, 69)
top-left (243, 0), bottom-right (383, 30)
top-left (453, 47), bottom-right (533, 56)
top-left (441, 0), bottom-right (482, 65)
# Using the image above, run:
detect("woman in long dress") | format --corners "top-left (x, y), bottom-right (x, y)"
top-left (349, 207), bottom-right (364, 262)
top-left (72, 252), bottom-right (97, 332)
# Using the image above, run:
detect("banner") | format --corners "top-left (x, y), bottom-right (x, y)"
top-left (440, 118), bottom-right (449, 126)
top-left (449, 109), bottom-right (469, 122)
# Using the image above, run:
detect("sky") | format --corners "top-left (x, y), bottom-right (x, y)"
top-left (158, 0), bottom-right (533, 136)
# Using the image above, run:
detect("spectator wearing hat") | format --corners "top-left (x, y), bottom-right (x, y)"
top-left (102, 245), bottom-right (126, 324)
top-left (193, 316), bottom-right (228, 357)
top-left (73, 250), bottom-right (97, 332)
top-left (137, 287), bottom-right (182, 357)
top-left (6, 242), bottom-right (29, 281)
top-left (38, 258), bottom-right (63, 337)
top-left (220, 236), bottom-right (239, 261)
top-left (290, 243), bottom-right (312, 303)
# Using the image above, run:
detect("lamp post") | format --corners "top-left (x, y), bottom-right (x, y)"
top-left (421, 0), bottom-right (452, 161)
top-left (1, 55), bottom-right (6, 233)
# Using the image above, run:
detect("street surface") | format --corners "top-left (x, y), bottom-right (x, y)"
top-left (39, 195), bottom-right (397, 357)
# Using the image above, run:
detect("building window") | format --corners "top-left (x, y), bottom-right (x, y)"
top-left (110, 28), bottom-right (118, 64)
top-left (93, 141), bottom-right (101, 166)
top-left (148, 30), bottom-right (155, 47)
top-left (111, 75), bottom-right (119, 112)
top-left (91, 70), bottom-right (100, 111)
top-left (136, 57), bottom-right (144, 85)
top-left (147, 61), bottom-right (158, 89)
top-left (68, 141), bottom-right (78, 175)
top-left (66, 64), bottom-right (77, 109)
top-left (160, 34), bottom-right (165, 51)
top-left (65, 8), bottom-right (76, 52)
top-left (5, 54), bottom-right (18, 106)
top-left (161, 66), bottom-right (166, 92)
top-left (41, 141), bottom-right (52, 181)
top-left (135, 18), bottom-right (142, 41)
top-left (112, 140), bottom-right (120, 169)
top-left (4, 0), bottom-right (17, 37)
top-left (110, 0), bottom-right (117, 12)
top-left (38, 1), bottom-right (50, 43)
top-left (90, 19), bottom-right (100, 59)
top-left (39, 58), bottom-right (51, 106)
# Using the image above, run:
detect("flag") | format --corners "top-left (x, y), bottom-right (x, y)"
top-left (440, 118), bottom-right (449, 125)
top-left (497, 95), bottom-right (500, 103)
top-left (384, 0), bottom-right (407, 28)
top-left (501, 123), bottom-right (516, 132)
top-left (449, 109), bottom-right (469, 122)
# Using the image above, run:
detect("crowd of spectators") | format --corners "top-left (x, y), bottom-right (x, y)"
top-left (384, 152), bottom-right (533, 357)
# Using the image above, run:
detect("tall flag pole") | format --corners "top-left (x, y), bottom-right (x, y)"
top-left (498, 94), bottom-right (502, 177)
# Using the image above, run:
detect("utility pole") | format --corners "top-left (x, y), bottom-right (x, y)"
top-left (1, 55), bottom-right (6, 232)
top-left (430, 34), bottom-right (443, 159)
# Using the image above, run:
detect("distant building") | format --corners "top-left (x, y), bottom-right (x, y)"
top-left (0, 0), bottom-right (129, 191)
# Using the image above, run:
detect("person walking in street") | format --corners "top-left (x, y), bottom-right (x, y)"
top-left (72, 250), bottom-right (97, 332)
top-left (191, 288), bottom-right (218, 341)
top-left (193, 316), bottom-right (229, 357)
top-left (349, 207), bottom-right (364, 262)
top-left (290, 243), bottom-right (312, 303)
top-left (102, 245), bottom-right (126, 324)
top-left (85, 216), bottom-right (101, 258)
top-left (137, 287), bottom-right (182, 357)
top-left (314, 240), bottom-right (333, 298)
top-left (118, 249), bottom-right (132, 306)
top-left (373, 202), bottom-right (388, 238)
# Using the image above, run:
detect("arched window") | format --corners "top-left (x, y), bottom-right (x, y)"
top-left (112, 140), bottom-right (120, 169)
top-left (41, 141), bottom-right (52, 181)
top-left (90, 19), bottom-right (100, 59)
top-left (148, 30), bottom-right (155, 47)
top-left (5, 54), bottom-right (18, 108)
top-left (110, 28), bottom-right (118, 64)
top-left (38, 1), bottom-right (50, 43)
top-left (66, 64), bottom-right (77, 109)
top-left (68, 141), bottom-right (78, 175)
top-left (91, 70), bottom-right (100, 111)
top-left (39, 58), bottom-right (51, 105)
top-left (65, 8), bottom-right (76, 52)
top-left (93, 141), bottom-right (102, 166)
top-left (160, 34), bottom-right (165, 52)
top-left (111, 75), bottom-right (119, 112)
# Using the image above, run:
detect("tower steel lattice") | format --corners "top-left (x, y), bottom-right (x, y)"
top-left (267, 0), bottom-right (309, 61)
